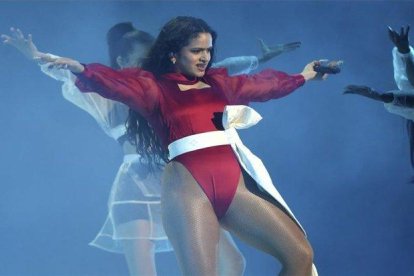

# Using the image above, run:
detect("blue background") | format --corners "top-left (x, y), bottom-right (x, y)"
top-left (0, 1), bottom-right (413, 275)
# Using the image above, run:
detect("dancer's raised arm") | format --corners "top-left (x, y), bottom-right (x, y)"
top-left (389, 26), bottom-right (414, 90)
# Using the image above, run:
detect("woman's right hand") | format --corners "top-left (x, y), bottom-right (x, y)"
top-left (301, 61), bottom-right (325, 81)
top-left (1, 27), bottom-right (46, 60)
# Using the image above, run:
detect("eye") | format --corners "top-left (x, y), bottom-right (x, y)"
top-left (191, 49), bottom-right (202, 54)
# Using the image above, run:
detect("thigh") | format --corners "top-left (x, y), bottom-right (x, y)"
top-left (161, 161), bottom-right (221, 275)
top-left (220, 172), bottom-right (312, 263)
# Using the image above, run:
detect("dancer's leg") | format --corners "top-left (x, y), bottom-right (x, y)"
top-left (161, 161), bottom-right (221, 276)
top-left (220, 173), bottom-right (314, 276)
top-left (119, 220), bottom-right (157, 276)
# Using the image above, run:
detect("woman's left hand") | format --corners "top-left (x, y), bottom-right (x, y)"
top-left (42, 56), bottom-right (85, 73)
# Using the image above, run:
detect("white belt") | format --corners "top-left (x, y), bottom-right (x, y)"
top-left (168, 130), bottom-right (230, 160)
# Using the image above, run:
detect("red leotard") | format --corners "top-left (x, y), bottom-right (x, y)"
top-left (75, 65), bottom-right (305, 218)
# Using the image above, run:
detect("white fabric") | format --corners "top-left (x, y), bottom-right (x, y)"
top-left (89, 153), bottom-right (171, 253)
top-left (39, 54), bottom-right (129, 140)
top-left (392, 46), bottom-right (414, 91)
top-left (168, 105), bottom-right (305, 234)
top-left (385, 47), bottom-right (414, 120)
top-left (168, 131), bottom-right (229, 159)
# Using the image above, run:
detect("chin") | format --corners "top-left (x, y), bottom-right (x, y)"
top-left (194, 71), bottom-right (205, 77)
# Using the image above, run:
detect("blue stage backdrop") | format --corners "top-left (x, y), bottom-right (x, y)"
top-left (0, 1), bottom-right (413, 275)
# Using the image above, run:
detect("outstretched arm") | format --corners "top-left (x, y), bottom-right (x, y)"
top-left (2, 28), bottom-right (131, 139)
top-left (213, 60), bottom-right (331, 104)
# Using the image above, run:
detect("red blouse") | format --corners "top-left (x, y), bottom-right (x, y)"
top-left (75, 64), bottom-right (305, 148)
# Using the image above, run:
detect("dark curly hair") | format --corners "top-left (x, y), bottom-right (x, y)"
top-left (125, 16), bottom-right (218, 167)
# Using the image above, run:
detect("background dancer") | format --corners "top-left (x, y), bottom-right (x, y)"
top-left (344, 25), bottom-right (414, 172)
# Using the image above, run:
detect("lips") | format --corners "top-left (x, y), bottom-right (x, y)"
top-left (196, 64), bottom-right (207, 71)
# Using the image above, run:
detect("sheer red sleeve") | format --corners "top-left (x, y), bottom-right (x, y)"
top-left (208, 67), bottom-right (305, 105)
top-left (75, 63), bottom-right (161, 116)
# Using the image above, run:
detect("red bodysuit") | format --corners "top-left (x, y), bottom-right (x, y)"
top-left (75, 65), bottom-right (305, 218)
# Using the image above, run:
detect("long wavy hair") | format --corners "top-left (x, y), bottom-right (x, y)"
top-left (106, 23), bottom-right (164, 168)
top-left (125, 16), bottom-right (218, 166)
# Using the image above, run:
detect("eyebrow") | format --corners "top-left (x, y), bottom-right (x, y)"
top-left (190, 47), bottom-right (213, 50)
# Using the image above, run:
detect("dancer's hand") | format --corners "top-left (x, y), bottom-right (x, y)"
top-left (1, 27), bottom-right (47, 60)
top-left (258, 39), bottom-right (301, 63)
top-left (343, 85), bottom-right (374, 95)
top-left (40, 56), bottom-right (85, 73)
top-left (301, 60), bottom-right (327, 81)
top-left (343, 85), bottom-right (393, 103)
top-left (388, 25), bottom-right (410, 54)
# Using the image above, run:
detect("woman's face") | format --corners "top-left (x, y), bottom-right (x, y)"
top-left (174, 32), bottom-right (212, 78)
top-left (118, 42), bottom-right (149, 69)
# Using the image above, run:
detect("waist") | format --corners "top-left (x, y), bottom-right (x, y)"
top-left (168, 130), bottom-right (231, 160)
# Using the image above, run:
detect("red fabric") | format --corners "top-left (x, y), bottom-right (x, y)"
top-left (75, 65), bottom-right (305, 217)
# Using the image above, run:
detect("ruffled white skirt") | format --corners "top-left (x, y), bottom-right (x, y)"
top-left (89, 154), bottom-right (172, 253)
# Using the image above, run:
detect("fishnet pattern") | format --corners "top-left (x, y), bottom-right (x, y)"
top-left (161, 161), bottom-right (220, 275)
top-left (220, 172), bottom-right (315, 276)
top-left (161, 162), bottom-right (314, 276)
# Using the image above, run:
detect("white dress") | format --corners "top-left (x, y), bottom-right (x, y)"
top-left (40, 55), bottom-right (259, 253)
top-left (384, 46), bottom-right (414, 121)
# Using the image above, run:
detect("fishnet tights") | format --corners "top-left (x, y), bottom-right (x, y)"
top-left (162, 161), bottom-right (314, 276)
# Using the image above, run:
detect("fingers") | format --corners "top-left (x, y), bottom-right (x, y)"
top-left (344, 84), bottom-right (371, 92)
top-left (16, 28), bottom-right (24, 39)
top-left (1, 34), bottom-right (11, 44)
top-left (388, 26), bottom-right (397, 43)
top-left (28, 34), bottom-right (33, 43)
top-left (36, 54), bottom-right (56, 63)
top-left (344, 85), bottom-right (361, 91)
top-left (257, 38), bottom-right (269, 53)
top-left (284, 41), bottom-right (301, 48)
top-left (282, 41), bottom-right (301, 51)
top-left (47, 59), bottom-right (69, 70)
top-left (404, 25), bottom-right (410, 38)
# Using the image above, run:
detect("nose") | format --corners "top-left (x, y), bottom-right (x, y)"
top-left (200, 51), bottom-right (210, 63)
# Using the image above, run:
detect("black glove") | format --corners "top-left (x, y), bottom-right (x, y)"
top-left (388, 25), bottom-right (410, 54)
top-left (343, 85), bottom-right (393, 103)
